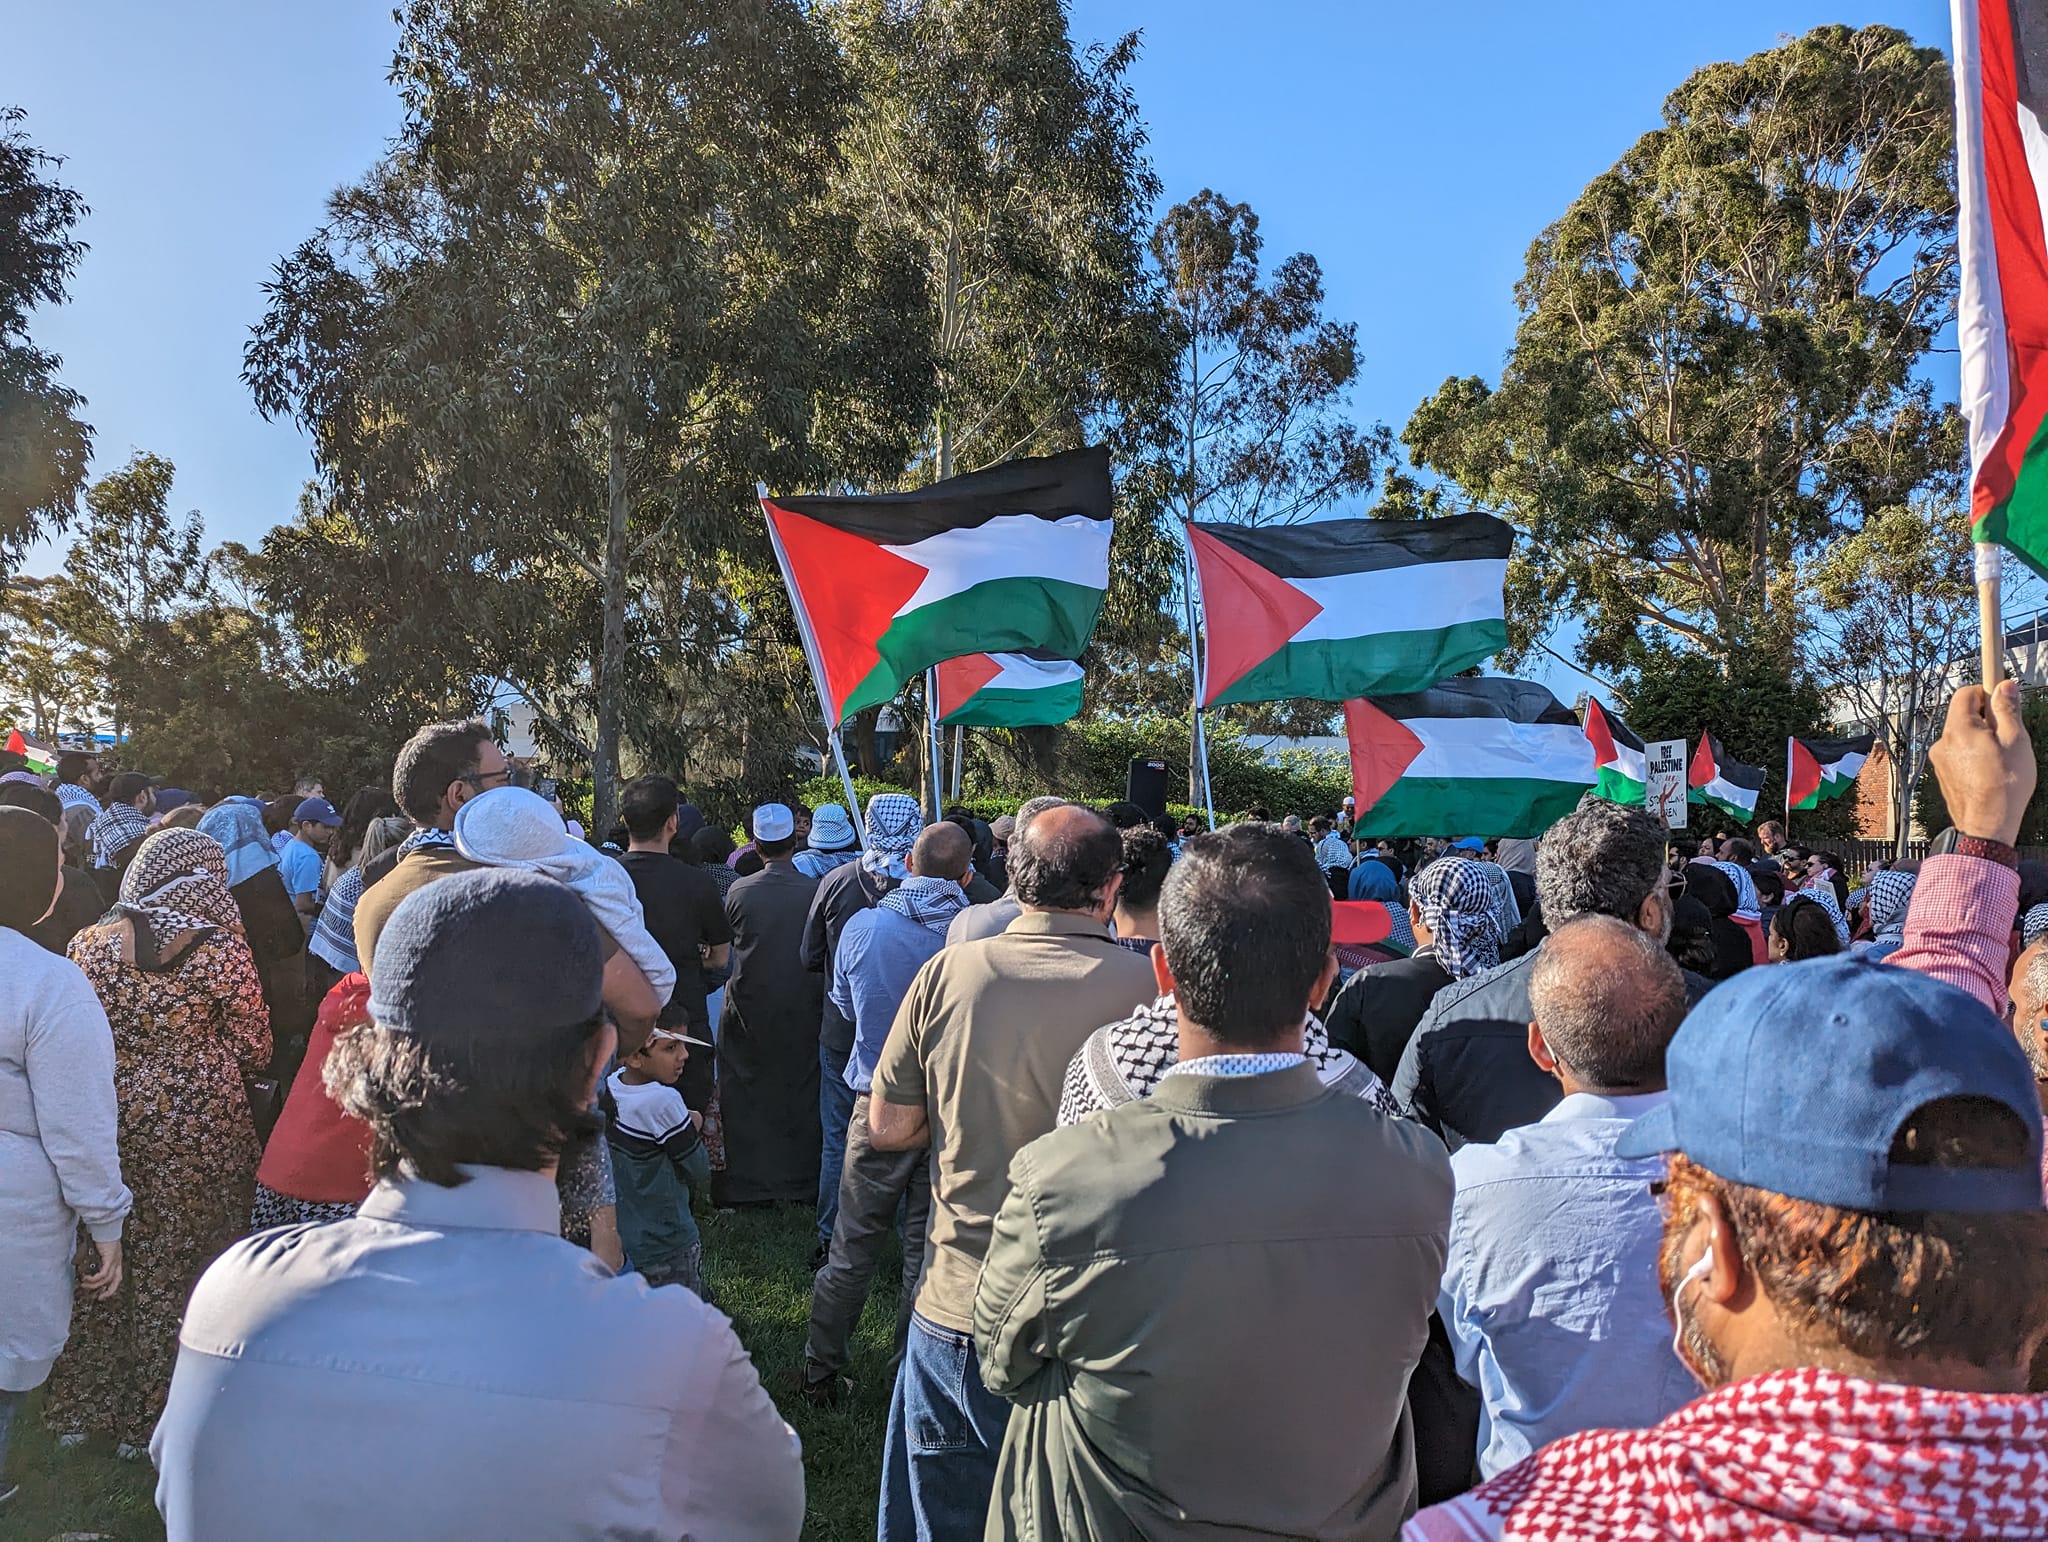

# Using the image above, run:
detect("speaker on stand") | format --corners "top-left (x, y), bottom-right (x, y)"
top-left (1126, 758), bottom-right (1169, 823)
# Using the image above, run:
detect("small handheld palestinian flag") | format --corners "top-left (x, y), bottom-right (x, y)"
top-left (1582, 698), bottom-right (1647, 805)
top-left (934, 651), bottom-right (1084, 728)
top-left (1687, 734), bottom-right (1764, 824)
top-left (4, 729), bottom-right (56, 776)
top-left (761, 448), bottom-right (1111, 727)
top-left (1954, 0), bottom-right (2048, 579)
top-left (1344, 676), bottom-right (1595, 837)
top-left (1788, 734), bottom-right (1873, 811)
top-left (1186, 513), bottom-right (1510, 707)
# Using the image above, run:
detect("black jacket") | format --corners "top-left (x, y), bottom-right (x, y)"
top-left (1391, 942), bottom-right (1712, 1151)
top-left (1324, 949), bottom-right (1452, 1086)
top-left (801, 860), bottom-right (897, 1055)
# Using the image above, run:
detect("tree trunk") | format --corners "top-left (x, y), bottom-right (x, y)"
top-left (851, 704), bottom-right (881, 778)
top-left (592, 372), bottom-right (631, 836)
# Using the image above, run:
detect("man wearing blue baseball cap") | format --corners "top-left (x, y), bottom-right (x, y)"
top-left (1409, 951), bottom-right (2048, 1539)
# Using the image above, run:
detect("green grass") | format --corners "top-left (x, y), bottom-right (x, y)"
top-left (3, 1204), bottom-right (898, 1541)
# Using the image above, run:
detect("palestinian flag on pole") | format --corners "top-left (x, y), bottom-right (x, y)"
top-left (1954, 0), bottom-right (2048, 576)
top-left (761, 447), bottom-right (1112, 727)
top-left (1788, 733), bottom-right (1874, 811)
top-left (1187, 513), bottom-right (1510, 706)
top-left (1343, 677), bottom-right (1595, 837)
top-left (4, 729), bottom-right (55, 776)
top-left (1581, 698), bottom-right (1647, 805)
top-left (1688, 734), bottom-right (1765, 824)
top-left (934, 650), bottom-right (1084, 728)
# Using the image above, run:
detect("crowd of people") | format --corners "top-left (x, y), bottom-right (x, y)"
top-left (2, 680), bottom-right (2047, 1539)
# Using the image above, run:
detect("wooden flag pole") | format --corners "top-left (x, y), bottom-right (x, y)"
top-left (759, 482), bottom-right (865, 848)
top-left (950, 724), bottom-right (965, 801)
top-left (1979, 541), bottom-right (2005, 689)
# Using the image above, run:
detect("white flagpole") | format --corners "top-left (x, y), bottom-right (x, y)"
top-left (759, 483), bottom-right (865, 848)
top-left (925, 667), bottom-right (945, 821)
top-left (1178, 523), bottom-right (1217, 830)
top-left (950, 724), bottom-right (965, 800)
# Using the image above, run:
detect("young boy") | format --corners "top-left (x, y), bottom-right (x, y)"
top-left (603, 1027), bottom-right (711, 1295)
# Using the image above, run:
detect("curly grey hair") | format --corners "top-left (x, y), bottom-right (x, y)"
top-left (1534, 794), bottom-right (1670, 933)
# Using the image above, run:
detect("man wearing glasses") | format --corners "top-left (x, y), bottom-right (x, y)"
top-left (352, 719), bottom-right (511, 977)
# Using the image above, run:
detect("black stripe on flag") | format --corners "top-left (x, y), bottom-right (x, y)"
top-left (771, 446), bottom-right (1110, 544)
top-left (1704, 734), bottom-right (1766, 793)
top-left (1794, 733), bottom-right (1875, 764)
top-left (1188, 511), bottom-right (1512, 579)
top-left (1370, 675), bottom-right (1577, 725)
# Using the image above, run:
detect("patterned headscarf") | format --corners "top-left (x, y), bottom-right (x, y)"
top-left (1474, 859), bottom-right (1522, 940)
top-left (1411, 857), bottom-right (1503, 980)
top-left (114, 828), bottom-right (242, 970)
top-left (2025, 903), bottom-right (2048, 950)
top-left (860, 793), bottom-right (923, 879)
top-left (1710, 860), bottom-right (1762, 923)
top-left (198, 798), bottom-right (280, 887)
top-left (1800, 877), bottom-right (1851, 945)
top-left (88, 800), bottom-right (149, 869)
top-left (1862, 868), bottom-right (1917, 949)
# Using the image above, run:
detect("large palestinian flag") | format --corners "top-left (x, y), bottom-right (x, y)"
top-left (762, 448), bottom-right (1112, 726)
top-left (1688, 734), bottom-right (1765, 824)
top-left (4, 729), bottom-right (56, 776)
top-left (933, 651), bottom-right (1084, 728)
top-left (1954, 0), bottom-right (2048, 576)
top-left (1187, 513), bottom-right (1510, 707)
top-left (1343, 676), bottom-right (1596, 837)
top-left (1582, 698), bottom-right (1647, 805)
top-left (1789, 733), bottom-right (1874, 811)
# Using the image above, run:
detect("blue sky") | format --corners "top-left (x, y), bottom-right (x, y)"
top-left (7, 1), bottom-right (1953, 697)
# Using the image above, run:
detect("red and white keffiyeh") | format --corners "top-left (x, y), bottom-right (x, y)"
top-left (1406, 1368), bottom-right (2048, 1540)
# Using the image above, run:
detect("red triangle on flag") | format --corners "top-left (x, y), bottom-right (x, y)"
top-left (1788, 738), bottom-right (1823, 807)
top-left (934, 653), bottom-right (1004, 720)
top-left (1187, 524), bottom-right (1324, 705)
top-left (1688, 735), bottom-right (1716, 788)
top-left (766, 501), bottom-right (930, 724)
top-left (1583, 699), bottom-right (1617, 765)
top-left (4, 729), bottom-right (25, 757)
top-left (1343, 697), bottom-right (1425, 813)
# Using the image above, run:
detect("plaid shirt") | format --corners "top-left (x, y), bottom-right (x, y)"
top-left (1888, 854), bottom-right (2018, 1016)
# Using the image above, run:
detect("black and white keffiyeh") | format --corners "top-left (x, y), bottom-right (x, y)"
top-left (860, 793), bottom-right (922, 880)
top-left (1411, 857), bottom-right (1502, 980)
top-left (89, 800), bottom-right (149, 869)
top-left (877, 873), bottom-right (969, 933)
top-left (1057, 994), bottom-right (1400, 1127)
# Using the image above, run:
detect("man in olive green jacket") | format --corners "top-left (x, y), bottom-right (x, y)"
top-left (974, 823), bottom-right (1453, 1541)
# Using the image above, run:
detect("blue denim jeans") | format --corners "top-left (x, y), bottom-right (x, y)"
top-left (817, 1040), bottom-right (856, 1245)
top-left (878, 1314), bottom-right (1011, 1541)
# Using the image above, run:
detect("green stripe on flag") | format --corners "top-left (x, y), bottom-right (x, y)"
top-left (1353, 776), bottom-right (1592, 839)
top-left (1207, 618), bottom-right (1507, 707)
top-left (842, 576), bottom-right (1106, 718)
top-left (1593, 767), bottom-right (1647, 805)
top-left (1976, 413), bottom-right (2048, 581)
top-left (940, 678), bottom-right (1084, 728)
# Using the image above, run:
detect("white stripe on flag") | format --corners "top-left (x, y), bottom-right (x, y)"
top-left (885, 514), bottom-right (1112, 617)
top-left (1698, 774), bottom-right (1758, 812)
top-left (1606, 743), bottom-right (1647, 783)
top-left (1955, 0), bottom-right (2011, 482)
top-left (1284, 558), bottom-right (1508, 643)
top-left (1407, 717), bottom-right (1598, 784)
top-left (980, 653), bottom-right (1084, 691)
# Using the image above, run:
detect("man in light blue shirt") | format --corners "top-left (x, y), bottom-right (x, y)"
top-left (799, 820), bottom-right (972, 1404)
top-left (1439, 914), bottom-right (1700, 1478)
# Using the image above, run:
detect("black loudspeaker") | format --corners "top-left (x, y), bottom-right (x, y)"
top-left (1126, 758), bottom-right (1169, 822)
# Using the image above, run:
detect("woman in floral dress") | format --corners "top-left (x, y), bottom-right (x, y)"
top-left (43, 829), bottom-right (270, 1454)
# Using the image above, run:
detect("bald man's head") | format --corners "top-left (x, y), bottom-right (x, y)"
top-left (2012, 942), bottom-right (2048, 1082)
top-left (1010, 803), bottom-right (1122, 914)
top-left (1528, 914), bottom-right (1686, 1092)
top-left (910, 819), bottom-right (973, 883)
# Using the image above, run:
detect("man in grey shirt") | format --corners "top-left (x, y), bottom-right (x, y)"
top-left (152, 868), bottom-right (803, 1541)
